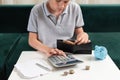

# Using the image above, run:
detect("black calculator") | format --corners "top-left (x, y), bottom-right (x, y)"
top-left (48, 52), bottom-right (83, 67)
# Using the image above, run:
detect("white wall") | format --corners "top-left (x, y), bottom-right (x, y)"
top-left (1, 0), bottom-right (14, 4)
top-left (0, 0), bottom-right (43, 4)
top-left (1, 0), bottom-right (120, 4)
top-left (85, 0), bottom-right (120, 4)
top-left (14, 0), bottom-right (43, 4)
top-left (75, 0), bottom-right (120, 4)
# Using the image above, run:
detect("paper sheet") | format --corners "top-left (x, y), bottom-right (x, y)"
top-left (14, 59), bottom-right (53, 79)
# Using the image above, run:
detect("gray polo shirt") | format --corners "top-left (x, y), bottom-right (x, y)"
top-left (27, 1), bottom-right (84, 48)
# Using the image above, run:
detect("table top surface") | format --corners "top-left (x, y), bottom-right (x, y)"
top-left (8, 51), bottom-right (120, 80)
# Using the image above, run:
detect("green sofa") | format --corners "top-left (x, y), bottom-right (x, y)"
top-left (0, 5), bottom-right (120, 80)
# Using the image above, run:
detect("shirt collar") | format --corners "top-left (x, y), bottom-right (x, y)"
top-left (43, 1), bottom-right (68, 16)
top-left (43, 1), bottom-right (51, 16)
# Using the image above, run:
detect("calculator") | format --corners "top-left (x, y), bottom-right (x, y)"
top-left (48, 52), bottom-right (83, 67)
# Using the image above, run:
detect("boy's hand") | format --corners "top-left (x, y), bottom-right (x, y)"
top-left (75, 32), bottom-right (90, 45)
top-left (45, 47), bottom-right (66, 57)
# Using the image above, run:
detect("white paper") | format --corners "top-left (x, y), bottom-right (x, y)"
top-left (14, 59), bottom-right (53, 79)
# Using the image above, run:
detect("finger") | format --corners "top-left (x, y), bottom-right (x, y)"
top-left (46, 52), bottom-right (53, 57)
top-left (54, 49), bottom-right (66, 57)
top-left (88, 40), bottom-right (91, 43)
top-left (54, 48), bottom-right (59, 53)
top-left (59, 51), bottom-right (66, 57)
top-left (75, 39), bottom-right (83, 45)
top-left (54, 49), bottom-right (62, 55)
top-left (76, 38), bottom-right (87, 45)
top-left (62, 52), bottom-right (67, 57)
top-left (50, 49), bottom-right (57, 55)
top-left (83, 39), bottom-right (91, 44)
top-left (63, 40), bottom-right (75, 45)
top-left (75, 37), bottom-right (82, 44)
top-left (76, 41), bottom-right (83, 45)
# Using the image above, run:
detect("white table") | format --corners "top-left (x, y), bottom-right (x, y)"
top-left (8, 51), bottom-right (120, 80)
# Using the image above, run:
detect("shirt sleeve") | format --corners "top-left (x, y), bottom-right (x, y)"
top-left (27, 7), bottom-right (38, 33)
top-left (75, 5), bottom-right (84, 28)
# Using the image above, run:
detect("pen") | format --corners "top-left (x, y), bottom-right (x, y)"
top-left (36, 63), bottom-right (51, 71)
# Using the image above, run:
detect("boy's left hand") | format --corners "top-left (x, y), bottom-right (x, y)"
top-left (75, 32), bottom-right (90, 45)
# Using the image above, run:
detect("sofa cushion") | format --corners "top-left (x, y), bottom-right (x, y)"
top-left (5, 33), bottom-right (35, 79)
top-left (0, 5), bottom-right (32, 33)
top-left (0, 33), bottom-right (21, 79)
top-left (81, 5), bottom-right (120, 32)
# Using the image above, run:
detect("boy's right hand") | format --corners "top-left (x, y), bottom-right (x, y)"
top-left (45, 47), bottom-right (66, 57)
